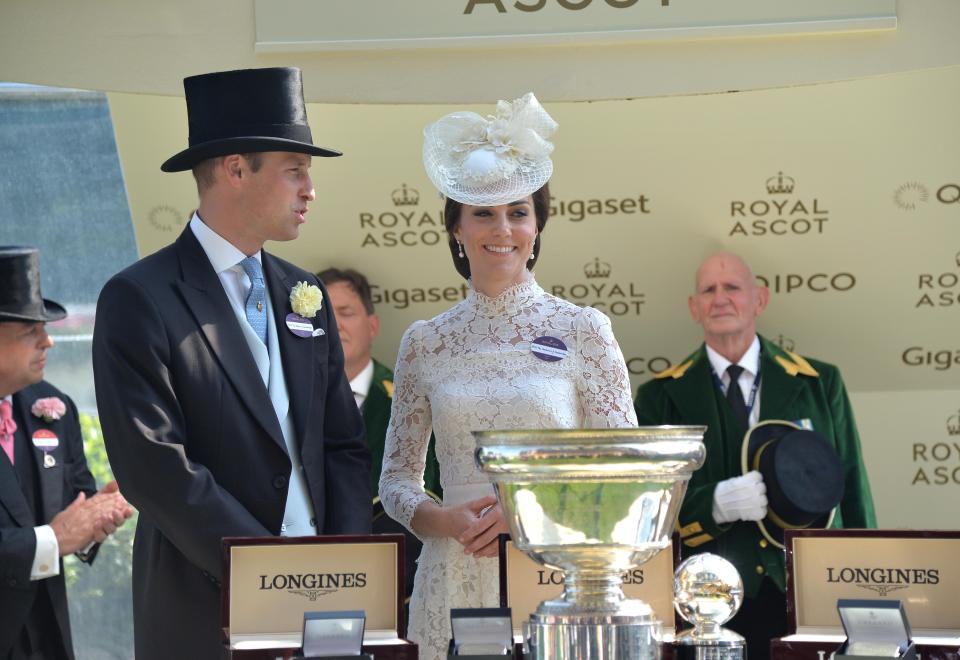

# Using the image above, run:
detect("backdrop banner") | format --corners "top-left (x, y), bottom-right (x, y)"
top-left (109, 64), bottom-right (960, 531)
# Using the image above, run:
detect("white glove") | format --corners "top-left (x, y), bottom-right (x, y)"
top-left (712, 471), bottom-right (768, 524)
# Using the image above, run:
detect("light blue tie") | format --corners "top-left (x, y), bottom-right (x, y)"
top-left (239, 256), bottom-right (268, 345)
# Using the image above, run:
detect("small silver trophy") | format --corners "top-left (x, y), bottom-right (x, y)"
top-left (673, 553), bottom-right (746, 660)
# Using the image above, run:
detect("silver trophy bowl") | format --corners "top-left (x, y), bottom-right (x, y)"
top-left (475, 427), bottom-right (706, 660)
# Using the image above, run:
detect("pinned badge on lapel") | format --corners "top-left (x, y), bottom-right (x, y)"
top-left (32, 429), bottom-right (58, 468)
top-left (285, 313), bottom-right (314, 338)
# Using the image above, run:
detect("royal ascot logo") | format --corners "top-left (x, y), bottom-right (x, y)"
top-left (728, 172), bottom-right (830, 238)
top-left (147, 204), bottom-right (185, 233)
top-left (770, 334), bottom-right (797, 352)
top-left (549, 258), bottom-right (646, 317)
top-left (464, 0), bottom-right (670, 15)
top-left (755, 272), bottom-right (856, 295)
top-left (914, 250), bottom-right (960, 308)
top-left (893, 182), bottom-right (930, 211)
top-left (358, 184), bottom-right (445, 249)
top-left (893, 181), bottom-right (960, 210)
top-left (549, 194), bottom-right (652, 224)
top-left (258, 572), bottom-right (367, 602)
top-left (825, 567), bottom-right (940, 596)
top-left (911, 409), bottom-right (960, 486)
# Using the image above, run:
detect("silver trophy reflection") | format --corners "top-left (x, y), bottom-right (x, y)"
top-left (673, 553), bottom-right (746, 660)
top-left (475, 427), bottom-right (706, 660)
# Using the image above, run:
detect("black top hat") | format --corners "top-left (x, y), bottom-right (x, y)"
top-left (740, 420), bottom-right (844, 549)
top-left (0, 246), bottom-right (67, 323)
top-left (160, 67), bottom-right (341, 172)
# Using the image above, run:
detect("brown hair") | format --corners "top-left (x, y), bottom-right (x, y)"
top-left (191, 153), bottom-right (264, 194)
top-left (443, 183), bottom-right (551, 280)
top-left (316, 267), bottom-right (375, 315)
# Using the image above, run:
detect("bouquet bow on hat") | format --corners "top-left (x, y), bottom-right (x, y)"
top-left (423, 92), bottom-right (557, 206)
top-left (740, 420), bottom-right (845, 549)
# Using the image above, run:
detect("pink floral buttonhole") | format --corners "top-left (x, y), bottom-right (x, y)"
top-left (31, 397), bottom-right (66, 423)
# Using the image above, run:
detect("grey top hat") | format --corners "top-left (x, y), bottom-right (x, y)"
top-left (0, 246), bottom-right (67, 323)
top-left (161, 67), bottom-right (341, 172)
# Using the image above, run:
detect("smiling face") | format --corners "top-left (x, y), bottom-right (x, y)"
top-left (452, 197), bottom-right (538, 295)
top-left (239, 151), bottom-right (316, 245)
top-left (688, 253), bottom-right (769, 348)
top-left (0, 322), bottom-right (54, 396)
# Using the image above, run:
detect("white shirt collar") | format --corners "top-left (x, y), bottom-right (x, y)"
top-left (189, 213), bottom-right (261, 274)
top-left (705, 335), bottom-right (761, 382)
top-left (349, 359), bottom-right (375, 407)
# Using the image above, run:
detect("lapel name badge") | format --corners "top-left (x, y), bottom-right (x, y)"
top-left (531, 336), bottom-right (568, 362)
top-left (32, 430), bottom-right (58, 468)
top-left (285, 312), bottom-right (314, 338)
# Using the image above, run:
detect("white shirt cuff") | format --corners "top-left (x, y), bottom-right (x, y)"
top-left (30, 525), bottom-right (61, 580)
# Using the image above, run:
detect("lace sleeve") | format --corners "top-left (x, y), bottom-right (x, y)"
top-left (575, 307), bottom-right (639, 428)
top-left (379, 321), bottom-right (435, 533)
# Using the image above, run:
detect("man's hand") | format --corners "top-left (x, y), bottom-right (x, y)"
top-left (712, 471), bottom-right (768, 524)
top-left (49, 480), bottom-right (135, 555)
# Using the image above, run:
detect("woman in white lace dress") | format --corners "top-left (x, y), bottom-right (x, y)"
top-left (379, 94), bottom-right (638, 660)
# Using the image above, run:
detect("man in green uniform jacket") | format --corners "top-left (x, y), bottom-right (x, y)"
top-left (635, 253), bottom-right (875, 660)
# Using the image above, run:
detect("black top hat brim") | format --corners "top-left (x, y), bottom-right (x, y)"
top-left (741, 420), bottom-right (844, 549)
top-left (161, 136), bottom-right (341, 173)
top-left (0, 298), bottom-right (67, 323)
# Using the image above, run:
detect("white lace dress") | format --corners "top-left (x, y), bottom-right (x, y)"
top-left (379, 274), bottom-right (638, 660)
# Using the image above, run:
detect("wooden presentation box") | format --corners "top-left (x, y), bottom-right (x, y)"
top-left (771, 529), bottom-right (960, 660)
top-left (221, 534), bottom-right (417, 660)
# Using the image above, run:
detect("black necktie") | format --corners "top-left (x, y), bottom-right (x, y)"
top-left (726, 364), bottom-right (749, 430)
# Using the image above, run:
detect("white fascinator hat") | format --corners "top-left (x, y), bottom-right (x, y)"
top-left (423, 92), bottom-right (558, 206)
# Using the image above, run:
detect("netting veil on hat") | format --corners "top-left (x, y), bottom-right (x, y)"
top-left (422, 92), bottom-right (558, 206)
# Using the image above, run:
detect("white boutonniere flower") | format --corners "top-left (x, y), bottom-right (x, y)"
top-left (290, 282), bottom-right (323, 318)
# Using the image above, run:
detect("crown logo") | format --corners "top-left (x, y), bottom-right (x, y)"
top-left (584, 257), bottom-right (612, 279)
top-left (773, 334), bottom-right (796, 352)
top-left (766, 171), bottom-right (795, 195)
top-left (392, 184), bottom-right (420, 207)
top-left (947, 409), bottom-right (960, 436)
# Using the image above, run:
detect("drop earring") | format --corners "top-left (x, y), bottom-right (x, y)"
top-left (529, 238), bottom-right (536, 261)
top-left (457, 241), bottom-right (465, 258)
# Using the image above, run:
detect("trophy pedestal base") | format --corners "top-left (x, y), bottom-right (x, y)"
top-left (673, 641), bottom-right (746, 660)
top-left (525, 615), bottom-right (662, 660)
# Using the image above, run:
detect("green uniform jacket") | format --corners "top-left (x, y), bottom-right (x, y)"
top-left (634, 336), bottom-right (876, 597)
top-left (365, 359), bottom-right (442, 500)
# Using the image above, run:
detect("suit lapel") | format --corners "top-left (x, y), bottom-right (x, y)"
top-left (264, 253), bottom-right (314, 447)
top-left (13, 394), bottom-right (66, 525)
top-left (173, 229), bottom-right (287, 453)
top-left (663, 348), bottom-right (721, 433)
top-left (0, 447), bottom-right (32, 527)
top-left (757, 336), bottom-right (805, 419)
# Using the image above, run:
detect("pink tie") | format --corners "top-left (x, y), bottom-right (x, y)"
top-left (0, 400), bottom-right (16, 465)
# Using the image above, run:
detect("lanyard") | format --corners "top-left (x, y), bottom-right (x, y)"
top-left (712, 364), bottom-right (762, 420)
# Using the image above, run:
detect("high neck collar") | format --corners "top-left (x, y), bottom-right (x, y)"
top-left (467, 272), bottom-right (541, 317)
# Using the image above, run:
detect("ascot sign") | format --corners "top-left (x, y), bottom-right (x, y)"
top-left (254, 0), bottom-right (895, 51)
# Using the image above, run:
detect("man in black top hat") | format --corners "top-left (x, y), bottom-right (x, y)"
top-left (1, 246), bottom-right (133, 660)
top-left (634, 252), bottom-right (875, 660)
top-left (92, 68), bottom-right (372, 659)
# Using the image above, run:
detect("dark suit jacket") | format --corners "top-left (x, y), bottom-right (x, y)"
top-left (92, 227), bottom-right (372, 659)
top-left (635, 336), bottom-right (876, 597)
top-left (364, 359), bottom-right (441, 499)
top-left (0, 382), bottom-right (97, 659)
